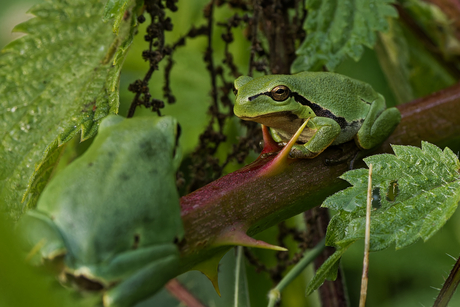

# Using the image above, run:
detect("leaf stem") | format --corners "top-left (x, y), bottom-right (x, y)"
top-left (433, 254), bottom-right (460, 307)
top-left (165, 279), bottom-right (206, 307)
top-left (234, 246), bottom-right (243, 307)
top-left (359, 164), bottom-right (373, 307)
top-left (267, 238), bottom-right (326, 307)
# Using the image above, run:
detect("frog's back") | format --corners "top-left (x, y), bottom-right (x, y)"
top-left (289, 72), bottom-right (381, 122)
top-left (37, 117), bottom-right (182, 265)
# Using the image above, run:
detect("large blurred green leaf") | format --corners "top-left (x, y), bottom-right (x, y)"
top-left (0, 0), bottom-right (138, 220)
top-left (291, 0), bottom-right (397, 72)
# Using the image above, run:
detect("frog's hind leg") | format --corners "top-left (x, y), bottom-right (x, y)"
top-left (355, 94), bottom-right (401, 150)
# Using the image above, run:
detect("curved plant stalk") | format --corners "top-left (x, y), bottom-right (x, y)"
top-left (165, 279), bottom-right (206, 307)
top-left (267, 238), bottom-right (326, 307)
top-left (359, 164), bottom-right (373, 307)
top-left (433, 255), bottom-right (460, 307)
top-left (233, 246), bottom-right (245, 307)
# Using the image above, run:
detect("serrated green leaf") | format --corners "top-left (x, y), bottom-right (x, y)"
top-left (291, 0), bottom-right (398, 73)
top-left (323, 141), bottom-right (460, 251)
top-left (305, 244), bottom-right (351, 296)
top-left (0, 0), bottom-right (138, 221)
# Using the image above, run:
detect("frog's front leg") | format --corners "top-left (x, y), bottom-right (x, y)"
top-left (355, 94), bottom-right (401, 149)
top-left (273, 117), bottom-right (341, 159)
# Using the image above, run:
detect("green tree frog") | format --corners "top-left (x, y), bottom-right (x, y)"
top-left (234, 72), bottom-right (401, 158)
top-left (18, 115), bottom-right (183, 307)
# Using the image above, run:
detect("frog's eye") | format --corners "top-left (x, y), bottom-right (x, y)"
top-left (233, 86), bottom-right (238, 96)
top-left (271, 85), bottom-right (290, 101)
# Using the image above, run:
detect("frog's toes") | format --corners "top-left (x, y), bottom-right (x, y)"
top-left (356, 107), bottom-right (401, 149)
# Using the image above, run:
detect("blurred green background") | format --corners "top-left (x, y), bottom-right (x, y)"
top-left (1, 0), bottom-right (460, 306)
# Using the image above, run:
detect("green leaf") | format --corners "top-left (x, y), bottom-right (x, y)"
top-left (401, 0), bottom-right (460, 59)
top-left (103, 0), bottom-right (131, 34)
top-left (305, 244), bottom-right (351, 296)
top-left (323, 142), bottom-right (460, 251)
top-left (376, 18), bottom-right (456, 104)
top-left (375, 19), bottom-right (415, 104)
top-left (291, 0), bottom-right (398, 73)
top-left (0, 0), bottom-right (138, 221)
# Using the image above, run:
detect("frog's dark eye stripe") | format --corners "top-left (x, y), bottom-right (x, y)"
top-left (233, 86), bottom-right (238, 96)
top-left (248, 92), bottom-right (268, 101)
top-left (291, 92), bottom-right (348, 129)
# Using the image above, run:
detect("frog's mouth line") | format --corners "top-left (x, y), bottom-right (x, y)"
top-left (65, 273), bottom-right (105, 291)
top-left (238, 111), bottom-right (300, 122)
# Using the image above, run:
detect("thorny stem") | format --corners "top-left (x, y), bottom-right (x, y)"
top-left (179, 82), bottom-right (460, 303)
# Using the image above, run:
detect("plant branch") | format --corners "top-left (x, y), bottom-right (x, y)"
top-left (433, 254), bottom-right (460, 307)
top-left (165, 279), bottom-right (206, 307)
top-left (359, 164), bottom-right (373, 307)
top-left (267, 239), bottom-right (325, 307)
top-left (178, 81), bottom-right (460, 273)
top-left (305, 207), bottom-right (349, 307)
